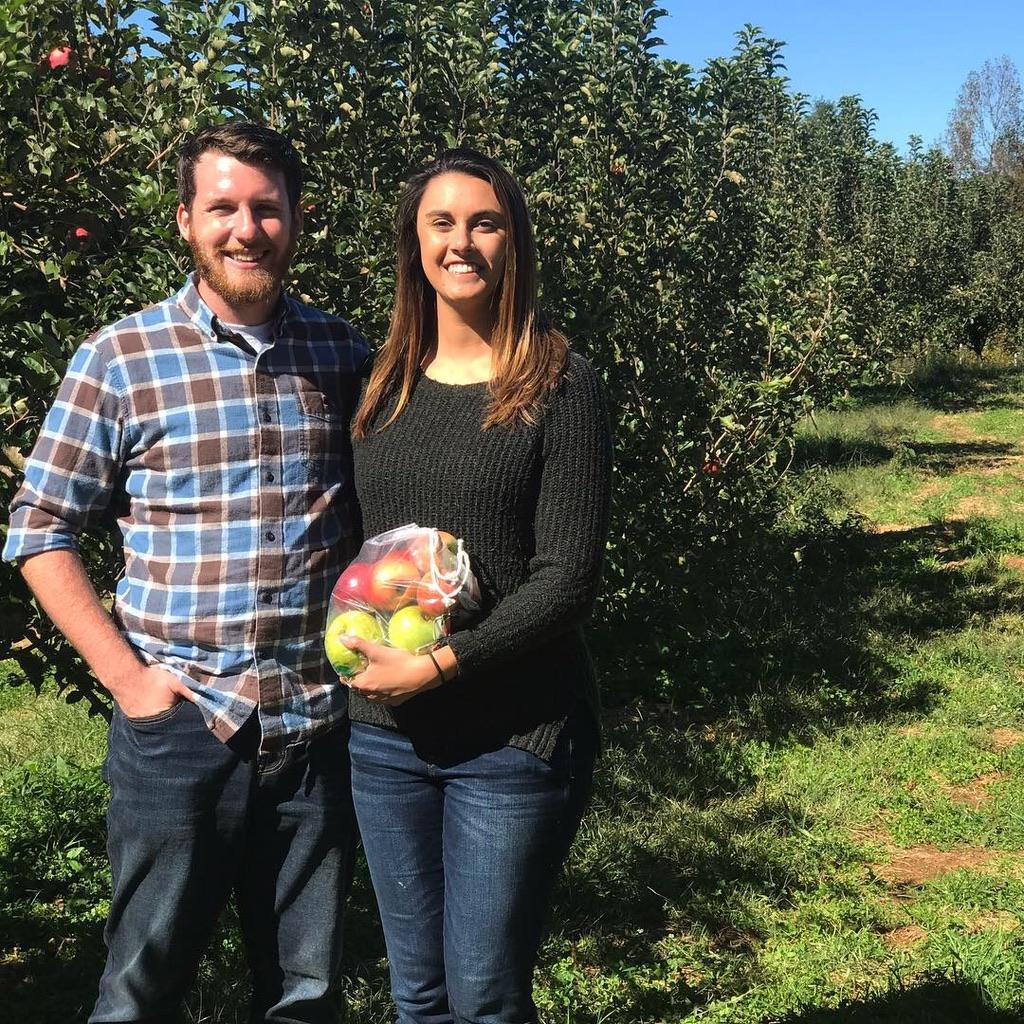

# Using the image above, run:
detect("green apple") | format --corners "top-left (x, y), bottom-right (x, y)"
top-left (325, 609), bottom-right (383, 677)
top-left (387, 605), bottom-right (440, 653)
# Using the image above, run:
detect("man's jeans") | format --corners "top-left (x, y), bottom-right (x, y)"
top-left (90, 700), bottom-right (356, 1024)
top-left (349, 718), bottom-right (597, 1024)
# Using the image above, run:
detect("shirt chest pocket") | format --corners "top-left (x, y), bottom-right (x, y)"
top-left (296, 384), bottom-right (350, 483)
top-left (297, 386), bottom-right (344, 421)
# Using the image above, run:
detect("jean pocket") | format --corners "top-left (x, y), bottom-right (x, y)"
top-left (122, 700), bottom-right (187, 727)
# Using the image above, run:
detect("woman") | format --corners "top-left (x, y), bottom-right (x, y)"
top-left (341, 148), bottom-right (612, 1024)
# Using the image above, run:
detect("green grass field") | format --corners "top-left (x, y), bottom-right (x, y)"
top-left (3, 364), bottom-right (1024, 1022)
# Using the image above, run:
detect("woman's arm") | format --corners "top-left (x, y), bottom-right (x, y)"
top-left (445, 353), bottom-right (613, 680)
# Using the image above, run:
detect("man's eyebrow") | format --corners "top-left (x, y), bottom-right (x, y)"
top-left (202, 194), bottom-right (283, 205)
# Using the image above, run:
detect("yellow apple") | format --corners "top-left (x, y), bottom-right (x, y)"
top-left (387, 605), bottom-right (441, 653)
top-left (325, 609), bottom-right (383, 677)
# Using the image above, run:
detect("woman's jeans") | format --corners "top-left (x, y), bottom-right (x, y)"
top-left (90, 700), bottom-right (356, 1024)
top-left (349, 719), bottom-right (597, 1024)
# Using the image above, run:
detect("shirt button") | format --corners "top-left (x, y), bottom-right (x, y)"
top-left (266, 472), bottom-right (275, 483)
top-left (261, 592), bottom-right (273, 604)
top-left (262, 410), bottom-right (272, 423)
top-left (266, 531), bottom-right (276, 541)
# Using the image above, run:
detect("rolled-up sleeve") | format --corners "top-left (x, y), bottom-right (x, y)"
top-left (3, 338), bottom-right (126, 561)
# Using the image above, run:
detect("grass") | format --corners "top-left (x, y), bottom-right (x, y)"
top-left (3, 362), bottom-right (1024, 1021)
top-left (0, 662), bottom-right (107, 770)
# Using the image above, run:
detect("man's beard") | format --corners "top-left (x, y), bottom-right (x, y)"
top-left (189, 237), bottom-right (296, 312)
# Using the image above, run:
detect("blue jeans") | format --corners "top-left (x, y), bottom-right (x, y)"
top-left (91, 700), bottom-right (356, 1024)
top-left (349, 718), bottom-right (597, 1024)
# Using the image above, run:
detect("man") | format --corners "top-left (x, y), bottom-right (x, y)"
top-left (4, 122), bottom-right (368, 1023)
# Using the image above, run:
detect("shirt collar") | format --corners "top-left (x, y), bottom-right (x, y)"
top-left (174, 273), bottom-right (296, 344)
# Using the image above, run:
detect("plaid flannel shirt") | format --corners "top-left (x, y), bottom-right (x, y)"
top-left (4, 277), bottom-right (369, 752)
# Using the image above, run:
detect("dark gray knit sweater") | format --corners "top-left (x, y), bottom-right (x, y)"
top-left (348, 352), bottom-right (612, 764)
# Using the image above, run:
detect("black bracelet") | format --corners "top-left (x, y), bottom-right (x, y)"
top-left (426, 650), bottom-right (446, 685)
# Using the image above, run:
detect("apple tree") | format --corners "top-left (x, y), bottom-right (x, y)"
top-left (4, 1), bottom-right (1024, 706)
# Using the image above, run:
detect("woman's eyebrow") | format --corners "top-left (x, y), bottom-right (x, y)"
top-left (421, 208), bottom-right (505, 219)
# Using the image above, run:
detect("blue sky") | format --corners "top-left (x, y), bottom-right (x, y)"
top-left (658, 1), bottom-right (1024, 152)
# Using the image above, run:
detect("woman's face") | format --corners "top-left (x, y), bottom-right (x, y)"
top-left (416, 172), bottom-right (508, 315)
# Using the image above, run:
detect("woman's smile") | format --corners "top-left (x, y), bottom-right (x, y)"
top-left (417, 171), bottom-right (507, 309)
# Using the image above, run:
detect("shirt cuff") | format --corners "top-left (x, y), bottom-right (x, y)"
top-left (2, 528), bottom-right (81, 563)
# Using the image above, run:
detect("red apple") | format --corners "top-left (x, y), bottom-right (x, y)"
top-left (415, 574), bottom-right (459, 617)
top-left (367, 552), bottom-right (418, 612)
top-left (47, 46), bottom-right (73, 70)
top-left (67, 225), bottom-right (90, 251)
top-left (408, 529), bottom-right (459, 574)
top-left (335, 562), bottom-right (373, 607)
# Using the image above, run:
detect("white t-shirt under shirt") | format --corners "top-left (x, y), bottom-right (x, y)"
top-left (221, 319), bottom-right (275, 356)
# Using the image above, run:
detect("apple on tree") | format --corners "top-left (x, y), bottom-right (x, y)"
top-left (67, 225), bottom-right (90, 252)
top-left (47, 46), bottom-right (73, 70)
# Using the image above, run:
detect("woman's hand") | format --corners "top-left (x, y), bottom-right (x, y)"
top-left (340, 636), bottom-right (443, 707)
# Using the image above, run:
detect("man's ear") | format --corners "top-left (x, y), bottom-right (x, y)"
top-left (176, 202), bottom-right (191, 242)
top-left (293, 202), bottom-right (304, 237)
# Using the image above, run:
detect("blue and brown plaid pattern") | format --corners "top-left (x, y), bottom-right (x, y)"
top-left (4, 277), bottom-right (369, 751)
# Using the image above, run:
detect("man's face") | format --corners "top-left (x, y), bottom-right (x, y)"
top-left (176, 151), bottom-right (301, 317)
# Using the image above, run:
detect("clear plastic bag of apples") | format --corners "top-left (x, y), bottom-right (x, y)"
top-left (325, 523), bottom-right (481, 678)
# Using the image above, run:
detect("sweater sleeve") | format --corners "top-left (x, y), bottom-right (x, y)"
top-left (445, 354), bottom-right (613, 680)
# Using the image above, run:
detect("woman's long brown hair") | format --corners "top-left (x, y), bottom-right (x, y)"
top-left (352, 149), bottom-right (569, 438)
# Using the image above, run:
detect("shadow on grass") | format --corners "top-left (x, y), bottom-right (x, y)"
top-left (0, 832), bottom-right (389, 1024)
top-left (595, 510), bottom-right (1024, 744)
top-left (862, 361), bottom-right (1024, 414)
top-left (558, 501), bottom-right (1024, 1021)
top-left (793, 435), bottom-right (894, 469)
top-left (911, 440), bottom-right (1019, 474)
top-left (911, 367), bottom-right (1024, 414)
top-left (0, 911), bottom-right (105, 1023)
top-left (794, 437), bottom-right (1017, 473)
top-left (780, 975), bottom-right (1022, 1023)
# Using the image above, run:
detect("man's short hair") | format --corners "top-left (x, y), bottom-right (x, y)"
top-left (177, 121), bottom-right (304, 210)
